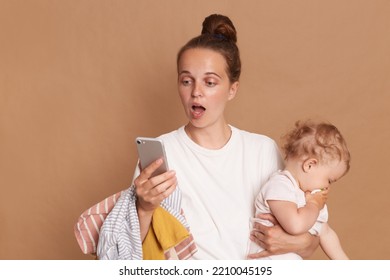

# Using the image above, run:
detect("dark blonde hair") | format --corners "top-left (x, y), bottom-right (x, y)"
top-left (177, 14), bottom-right (241, 83)
top-left (282, 120), bottom-right (351, 171)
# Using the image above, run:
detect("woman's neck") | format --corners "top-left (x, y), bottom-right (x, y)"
top-left (184, 122), bottom-right (232, 150)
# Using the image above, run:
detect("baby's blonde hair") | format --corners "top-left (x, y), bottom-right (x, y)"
top-left (282, 120), bottom-right (351, 172)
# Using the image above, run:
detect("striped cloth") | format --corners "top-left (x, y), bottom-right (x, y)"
top-left (74, 186), bottom-right (197, 259)
top-left (74, 191), bottom-right (124, 255)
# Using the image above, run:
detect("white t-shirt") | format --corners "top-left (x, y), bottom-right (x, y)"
top-left (154, 125), bottom-right (283, 259)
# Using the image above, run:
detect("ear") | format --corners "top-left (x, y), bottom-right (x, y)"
top-left (302, 158), bottom-right (318, 173)
top-left (228, 81), bottom-right (239, 101)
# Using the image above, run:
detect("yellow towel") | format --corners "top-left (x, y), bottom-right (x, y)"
top-left (142, 206), bottom-right (190, 260)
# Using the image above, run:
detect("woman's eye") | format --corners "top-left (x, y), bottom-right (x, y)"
top-left (206, 80), bottom-right (216, 87)
top-left (181, 79), bottom-right (192, 86)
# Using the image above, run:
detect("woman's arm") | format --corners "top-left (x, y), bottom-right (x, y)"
top-left (248, 213), bottom-right (320, 259)
top-left (134, 158), bottom-right (177, 241)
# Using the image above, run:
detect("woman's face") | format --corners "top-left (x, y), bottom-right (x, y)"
top-left (177, 48), bottom-right (238, 130)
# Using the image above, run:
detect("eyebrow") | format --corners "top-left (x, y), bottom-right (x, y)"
top-left (178, 70), bottom-right (222, 79)
top-left (205, 72), bottom-right (222, 78)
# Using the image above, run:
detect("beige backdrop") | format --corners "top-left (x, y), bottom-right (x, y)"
top-left (1, 0), bottom-right (389, 260)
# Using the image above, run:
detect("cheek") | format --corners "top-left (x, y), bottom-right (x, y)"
top-left (211, 96), bottom-right (229, 113)
top-left (305, 174), bottom-right (320, 188)
top-left (178, 89), bottom-right (188, 103)
top-left (210, 90), bottom-right (230, 105)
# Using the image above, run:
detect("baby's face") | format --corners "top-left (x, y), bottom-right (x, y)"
top-left (301, 159), bottom-right (347, 192)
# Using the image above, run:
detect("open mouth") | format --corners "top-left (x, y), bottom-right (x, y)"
top-left (192, 105), bottom-right (206, 112)
top-left (191, 104), bottom-right (206, 118)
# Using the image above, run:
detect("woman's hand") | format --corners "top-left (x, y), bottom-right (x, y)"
top-left (248, 213), bottom-right (319, 259)
top-left (134, 158), bottom-right (177, 240)
top-left (134, 158), bottom-right (177, 213)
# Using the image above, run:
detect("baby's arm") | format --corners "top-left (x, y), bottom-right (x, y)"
top-left (267, 200), bottom-right (321, 235)
top-left (319, 223), bottom-right (349, 260)
top-left (267, 190), bottom-right (327, 235)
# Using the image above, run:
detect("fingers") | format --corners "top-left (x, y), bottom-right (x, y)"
top-left (247, 251), bottom-right (270, 259)
top-left (247, 232), bottom-right (270, 259)
top-left (138, 158), bottom-right (164, 182)
top-left (135, 159), bottom-right (173, 189)
top-left (146, 172), bottom-right (177, 199)
top-left (255, 213), bottom-right (278, 226)
top-left (250, 230), bottom-right (264, 242)
top-left (321, 188), bottom-right (329, 198)
top-left (135, 178), bottom-right (177, 212)
top-left (135, 170), bottom-right (176, 196)
top-left (250, 222), bottom-right (268, 246)
top-left (134, 159), bottom-right (177, 212)
top-left (305, 189), bottom-right (328, 209)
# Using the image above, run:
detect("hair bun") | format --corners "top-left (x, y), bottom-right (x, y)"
top-left (201, 14), bottom-right (237, 43)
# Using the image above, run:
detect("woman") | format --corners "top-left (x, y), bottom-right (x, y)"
top-left (96, 14), bottom-right (319, 260)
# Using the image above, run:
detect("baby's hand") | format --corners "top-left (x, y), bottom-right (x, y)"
top-left (305, 188), bottom-right (329, 210)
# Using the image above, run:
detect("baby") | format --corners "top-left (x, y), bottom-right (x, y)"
top-left (248, 120), bottom-right (350, 259)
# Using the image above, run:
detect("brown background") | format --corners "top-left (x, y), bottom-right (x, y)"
top-left (1, 0), bottom-right (389, 260)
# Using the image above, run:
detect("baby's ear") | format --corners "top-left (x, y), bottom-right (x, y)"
top-left (302, 158), bottom-right (318, 173)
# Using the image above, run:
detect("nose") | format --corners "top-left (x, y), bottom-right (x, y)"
top-left (191, 82), bottom-right (202, 98)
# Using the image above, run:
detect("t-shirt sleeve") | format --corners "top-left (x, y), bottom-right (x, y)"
top-left (264, 140), bottom-right (284, 177)
top-left (262, 174), bottom-right (297, 206)
top-left (256, 137), bottom-right (285, 190)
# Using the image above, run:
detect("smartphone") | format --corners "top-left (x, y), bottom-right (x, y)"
top-left (135, 137), bottom-right (169, 177)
